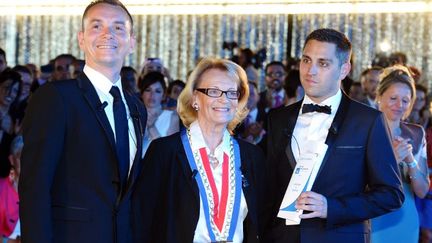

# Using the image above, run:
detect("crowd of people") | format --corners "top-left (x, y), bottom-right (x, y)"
top-left (0, 0), bottom-right (431, 243)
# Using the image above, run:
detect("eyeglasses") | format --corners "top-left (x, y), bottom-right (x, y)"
top-left (266, 71), bottom-right (285, 78)
top-left (196, 88), bottom-right (240, 100)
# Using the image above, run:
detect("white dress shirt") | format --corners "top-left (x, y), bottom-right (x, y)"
top-left (291, 89), bottom-right (342, 187)
top-left (84, 65), bottom-right (137, 172)
top-left (189, 121), bottom-right (248, 243)
top-left (247, 107), bottom-right (258, 122)
top-left (367, 96), bottom-right (378, 109)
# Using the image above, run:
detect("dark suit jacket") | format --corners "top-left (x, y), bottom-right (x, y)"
top-left (132, 132), bottom-right (266, 243)
top-left (257, 90), bottom-right (270, 112)
top-left (234, 106), bottom-right (268, 139)
top-left (19, 73), bottom-right (147, 243)
top-left (264, 92), bottom-right (404, 243)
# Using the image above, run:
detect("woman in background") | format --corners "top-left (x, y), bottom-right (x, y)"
top-left (372, 65), bottom-right (430, 243)
top-left (139, 71), bottom-right (179, 155)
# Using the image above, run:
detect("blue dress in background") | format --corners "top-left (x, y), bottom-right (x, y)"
top-left (371, 181), bottom-right (419, 243)
top-left (371, 122), bottom-right (428, 243)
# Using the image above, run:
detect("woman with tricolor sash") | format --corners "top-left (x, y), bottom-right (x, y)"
top-left (132, 58), bottom-right (265, 243)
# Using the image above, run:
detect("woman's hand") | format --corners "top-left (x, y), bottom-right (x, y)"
top-left (146, 110), bottom-right (161, 128)
top-left (392, 136), bottom-right (414, 162)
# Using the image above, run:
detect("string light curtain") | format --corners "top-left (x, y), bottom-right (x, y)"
top-left (0, 14), bottom-right (288, 86)
top-left (291, 12), bottom-right (432, 87)
top-left (0, 12), bottom-right (431, 88)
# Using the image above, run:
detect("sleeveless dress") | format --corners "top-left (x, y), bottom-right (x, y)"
top-left (142, 109), bottom-right (179, 155)
top-left (371, 122), bottom-right (427, 243)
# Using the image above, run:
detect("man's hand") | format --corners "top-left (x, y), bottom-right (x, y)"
top-left (296, 191), bottom-right (328, 219)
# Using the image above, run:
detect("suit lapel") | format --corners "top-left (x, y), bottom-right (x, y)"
top-left (283, 101), bottom-right (302, 169)
top-left (314, 92), bottom-right (351, 179)
top-left (124, 91), bottom-right (145, 192)
top-left (78, 74), bottom-right (116, 153)
top-left (239, 141), bottom-right (258, 227)
top-left (178, 141), bottom-right (200, 202)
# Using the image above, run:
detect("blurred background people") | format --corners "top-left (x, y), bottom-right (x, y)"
top-left (139, 71), bottom-right (179, 155)
top-left (283, 69), bottom-right (304, 106)
top-left (389, 51), bottom-right (408, 67)
top-left (407, 84), bottom-right (430, 129)
top-left (51, 54), bottom-right (76, 81)
top-left (0, 70), bottom-right (21, 178)
top-left (139, 57), bottom-right (172, 83)
top-left (238, 48), bottom-right (259, 83)
top-left (236, 81), bottom-right (266, 144)
top-left (0, 48), bottom-right (8, 74)
top-left (164, 79), bottom-right (185, 110)
top-left (0, 135), bottom-right (23, 243)
top-left (258, 61), bottom-right (287, 112)
top-left (72, 59), bottom-right (85, 79)
top-left (121, 66), bottom-right (139, 95)
top-left (10, 65), bottom-right (33, 126)
top-left (360, 66), bottom-right (382, 108)
top-left (348, 81), bottom-right (366, 102)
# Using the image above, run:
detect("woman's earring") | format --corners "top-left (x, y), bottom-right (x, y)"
top-left (193, 103), bottom-right (199, 111)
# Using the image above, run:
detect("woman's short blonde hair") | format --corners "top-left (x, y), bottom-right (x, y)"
top-left (177, 57), bottom-right (250, 133)
top-left (376, 65), bottom-right (416, 120)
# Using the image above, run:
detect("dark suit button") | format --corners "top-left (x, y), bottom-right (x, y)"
top-left (9, 219), bottom-right (15, 223)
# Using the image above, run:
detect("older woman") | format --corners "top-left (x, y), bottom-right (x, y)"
top-left (372, 65), bottom-right (430, 243)
top-left (139, 71), bottom-right (179, 155)
top-left (132, 58), bottom-right (265, 243)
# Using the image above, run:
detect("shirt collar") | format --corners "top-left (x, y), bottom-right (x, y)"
top-left (272, 89), bottom-right (285, 97)
top-left (302, 89), bottom-right (342, 116)
top-left (189, 120), bottom-right (231, 154)
top-left (83, 65), bottom-right (123, 95)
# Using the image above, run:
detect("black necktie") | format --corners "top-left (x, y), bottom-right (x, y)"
top-left (302, 103), bottom-right (331, 114)
top-left (109, 86), bottom-right (130, 188)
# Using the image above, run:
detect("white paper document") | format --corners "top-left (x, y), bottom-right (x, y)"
top-left (277, 142), bottom-right (328, 225)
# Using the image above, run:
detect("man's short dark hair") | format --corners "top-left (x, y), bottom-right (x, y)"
top-left (138, 71), bottom-right (166, 94)
top-left (265, 61), bottom-right (285, 74)
top-left (389, 52), bottom-right (407, 66)
top-left (167, 80), bottom-right (185, 94)
top-left (12, 65), bottom-right (32, 76)
top-left (0, 70), bottom-right (22, 104)
top-left (415, 83), bottom-right (428, 96)
top-left (304, 28), bottom-right (352, 65)
top-left (54, 54), bottom-right (76, 64)
top-left (367, 66), bottom-right (383, 75)
top-left (82, 0), bottom-right (133, 31)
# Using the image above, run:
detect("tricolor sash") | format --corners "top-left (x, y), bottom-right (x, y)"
top-left (181, 129), bottom-right (242, 242)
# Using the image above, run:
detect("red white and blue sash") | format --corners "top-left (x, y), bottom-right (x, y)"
top-left (181, 129), bottom-right (242, 242)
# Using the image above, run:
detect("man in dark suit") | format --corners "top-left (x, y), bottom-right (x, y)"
top-left (19, 1), bottom-right (146, 243)
top-left (359, 66), bottom-right (383, 109)
top-left (264, 28), bottom-right (404, 243)
top-left (257, 61), bottom-right (287, 112)
top-left (236, 81), bottom-right (267, 144)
